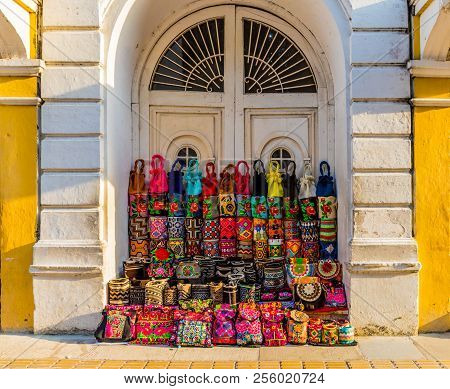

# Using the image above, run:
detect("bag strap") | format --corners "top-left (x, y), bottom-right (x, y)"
top-left (219, 163), bottom-right (235, 193)
top-left (129, 159), bottom-right (145, 194)
top-left (320, 161), bottom-right (331, 177)
top-left (285, 160), bottom-right (296, 177)
top-left (170, 158), bottom-right (185, 173)
top-left (205, 161), bottom-right (216, 178)
top-left (151, 154), bottom-right (165, 170)
top-left (253, 159), bottom-right (266, 175)
top-left (235, 160), bottom-right (250, 195)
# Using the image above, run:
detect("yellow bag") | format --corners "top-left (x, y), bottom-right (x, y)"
top-left (266, 161), bottom-right (283, 197)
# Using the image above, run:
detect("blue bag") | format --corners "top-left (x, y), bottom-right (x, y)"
top-left (316, 161), bottom-right (335, 196)
top-left (184, 159), bottom-right (202, 196)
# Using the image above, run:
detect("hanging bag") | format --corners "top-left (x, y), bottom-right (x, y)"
top-left (316, 161), bottom-right (335, 196)
top-left (251, 160), bottom-right (268, 219)
top-left (129, 159), bottom-right (148, 218)
top-left (129, 159), bottom-right (146, 195)
top-left (235, 161), bottom-right (251, 195)
top-left (299, 160), bottom-right (316, 199)
top-left (283, 160), bottom-right (300, 219)
top-left (148, 154), bottom-right (168, 194)
top-left (202, 162), bottom-right (219, 196)
top-left (184, 159), bottom-right (202, 196)
top-left (168, 161), bottom-right (185, 214)
top-left (219, 164), bottom-right (236, 217)
top-left (266, 161), bottom-right (283, 197)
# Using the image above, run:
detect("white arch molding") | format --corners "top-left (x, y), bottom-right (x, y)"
top-left (103, 0), bottom-right (351, 281)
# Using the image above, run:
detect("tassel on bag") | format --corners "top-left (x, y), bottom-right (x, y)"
top-left (266, 161), bottom-right (283, 198)
top-left (316, 161), bottom-right (335, 197)
top-left (299, 159), bottom-right (316, 199)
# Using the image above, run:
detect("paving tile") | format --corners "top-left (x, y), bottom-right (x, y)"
top-left (145, 361), bottom-right (170, 369)
top-left (358, 337), bottom-right (425, 360)
top-left (439, 360), bottom-right (450, 369)
top-left (281, 361), bottom-right (302, 369)
top-left (393, 361), bottom-right (418, 369)
top-left (260, 345), bottom-right (362, 361)
top-left (303, 361), bottom-right (325, 369)
top-left (414, 360), bottom-right (442, 369)
top-left (236, 361), bottom-right (259, 369)
top-left (348, 360), bottom-right (372, 369)
top-left (325, 361), bottom-right (348, 369)
top-left (412, 334), bottom-right (450, 361)
top-left (259, 361), bottom-right (280, 369)
top-left (173, 347), bottom-right (259, 361)
top-left (191, 362), bottom-right (214, 369)
top-left (84, 345), bottom-right (177, 361)
top-left (371, 360), bottom-right (395, 369)
top-left (213, 361), bottom-right (235, 369)
top-left (0, 335), bottom-right (41, 359)
top-left (168, 361), bottom-right (191, 369)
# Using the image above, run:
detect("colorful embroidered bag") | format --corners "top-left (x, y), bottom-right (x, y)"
top-left (267, 196), bottom-right (283, 219)
top-left (316, 259), bottom-right (341, 280)
top-left (147, 247), bottom-right (174, 279)
top-left (175, 309), bottom-right (213, 347)
top-left (287, 310), bottom-right (309, 345)
top-left (300, 197), bottom-right (318, 221)
top-left (95, 309), bottom-right (136, 343)
top-left (323, 282), bottom-right (347, 308)
top-left (320, 241), bottom-right (337, 261)
top-left (236, 303), bottom-right (263, 346)
top-left (213, 304), bottom-right (237, 345)
top-left (168, 159), bottom-right (185, 217)
top-left (219, 164), bottom-right (236, 216)
top-left (202, 161), bottom-right (218, 196)
top-left (316, 161), bottom-right (335, 196)
top-left (184, 159), bottom-right (202, 196)
top-left (202, 195), bottom-right (219, 219)
top-left (176, 260), bottom-right (201, 280)
top-left (295, 277), bottom-right (323, 311)
top-left (266, 161), bottom-right (283, 197)
top-left (286, 257), bottom-right (315, 288)
top-left (299, 160), bottom-right (316, 199)
top-left (318, 196), bottom-right (337, 220)
top-left (133, 305), bottom-right (176, 345)
top-left (260, 302), bottom-right (288, 347)
top-left (251, 196), bottom-right (268, 219)
top-left (149, 216), bottom-right (168, 240)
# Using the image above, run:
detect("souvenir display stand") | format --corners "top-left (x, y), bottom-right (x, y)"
top-left (95, 155), bottom-right (355, 347)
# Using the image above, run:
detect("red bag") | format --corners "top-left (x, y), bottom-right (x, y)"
top-left (148, 154), bottom-right (168, 194)
top-left (202, 162), bottom-right (219, 196)
top-left (235, 161), bottom-right (251, 195)
top-left (219, 164), bottom-right (235, 194)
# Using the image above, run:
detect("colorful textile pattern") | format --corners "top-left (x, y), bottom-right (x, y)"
top-left (236, 303), bottom-right (263, 346)
top-left (148, 193), bottom-right (168, 216)
top-left (105, 311), bottom-right (127, 339)
top-left (323, 284), bottom-right (347, 308)
top-left (202, 196), bottom-right (219, 219)
top-left (167, 217), bottom-right (185, 239)
top-left (251, 196), bottom-right (268, 219)
top-left (268, 239), bottom-right (283, 258)
top-left (219, 217), bottom-right (237, 240)
top-left (296, 280), bottom-right (322, 303)
top-left (267, 197), bottom-right (283, 220)
top-left (283, 197), bottom-right (300, 220)
top-left (284, 219), bottom-right (300, 240)
top-left (147, 247), bottom-right (174, 279)
top-left (184, 218), bottom-right (203, 240)
top-left (149, 239), bottom-right (167, 252)
top-left (202, 219), bottom-right (220, 240)
top-left (263, 266), bottom-right (285, 291)
top-left (177, 283), bottom-right (191, 301)
top-left (219, 194), bottom-right (236, 217)
top-left (316, 260), bottom-right (341, 280)
top-left (168, 193), bottom-right (185, 217)
top-left (301, 242), bottom-right (320, 264)
top-left (213, 304), bottom-right (237, 345)
top-left (285, 239), bottom-right (302, 259)
top-left (203, 239), bottom-right (220, 257)
top-left (320, 241), bottom-right (337, 260)
top-left (253, 218), bottom-right (268, 241)
top-left (236, 217), bottom-right (252, 241)
top-left (129, 217), bottom-right (148, 240)
top-left (129, 239), bottom-right (149, 258)
top-left (319, 220), bottom-right (337, 242)
top-left (236, 194), bottom-right (252, 217)
top-left (286, 258), bottom-right (315, 287)
top-left (219, 239), bottom-right (237, 258)
top-left (268, 219), bottom-right (283, 239)
top-left (300, 197), bottom-right (318, 221)
top-left (186, 195), bottom-right (202, 218)
top-left (308, 319), bottom-right (323, 344)
top-left (318, 196), bottom-right (337, 220)
top-left (254, 240), bottom-right (268, 259)
top-left (287, 310), bottom-right (309, 344)
top-left (149, 216), bottom-right (168, 240)
top-left (129, 194), bottom-right (148, 218)
top-left (260, 303), bottom-right (288, 347)
top-left (322, 322), bottom-right (339, 345)
top-left (179, 299), bottom-right (212, 313)
top-left (186, 240), bottom-right (202, 256)
top-left (133, 306), bottom-right (176, 345)
top-left (168, 239), bottom-right (185, 259)
top-left (300, 220), bottom-right (320, 242)
top-left (176, 261), bottom-right (201, 280)
top-left (237, 241), bottom-right (253, 259)
top-left (175, 316), bottom-right (213, 347)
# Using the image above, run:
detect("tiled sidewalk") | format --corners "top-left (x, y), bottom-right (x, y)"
top-left (0, 333), bottom-right (448, 369)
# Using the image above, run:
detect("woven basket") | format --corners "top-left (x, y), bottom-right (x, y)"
top-left (177, 283), bottom-right (192, 301)
top-left (163, 285), bottom-right (178, 306)
top-left (191, 284), bottom-right (211, 300)
top-left (223, 283), bottom-right (238, 305)
top-left (209, 281), bottom-right (223, 305)
top-left (129, 285), bottom-right (146, 305)
top-left (145, 279), bottom-right (167, 305)
top-left (239, 283), bottom-right (261, 303)
top-left (108, 278), bottom-right (130, 305)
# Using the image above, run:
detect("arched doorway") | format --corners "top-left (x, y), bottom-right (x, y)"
top-left (138, 5), bottom-right (332, 174)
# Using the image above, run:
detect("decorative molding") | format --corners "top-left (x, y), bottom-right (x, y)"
top-left (346, 261), bottom-right (421, 274)
top-left (350, 238), bottom-right (418, 263)
top-left (0, 59), bottom-right (45, 76)
top-left (0, 97), bottom-right (41, 106)
top-left (29, 265), bottom-right (103, 277)
top-left (408, 59), bottom-right (450, 77)
top-left (411, 98), bottom-right (450, 107)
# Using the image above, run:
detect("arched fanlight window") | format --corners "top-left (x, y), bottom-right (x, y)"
top-left (150, 18), bottom-right (225, 92)
top-left (270, 147), bottom-right (294, 170)
top-left (243, 19), bottom-right (317, 94)
top-left (176, 146), bottom-right (199, 167)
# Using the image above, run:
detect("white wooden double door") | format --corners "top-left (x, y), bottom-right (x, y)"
top-left (143, 6), bottom-right (321, 173)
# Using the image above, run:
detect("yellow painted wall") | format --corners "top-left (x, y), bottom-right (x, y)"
top-left (414, 78), bottom-right (450, 332)
top-left (0, 77), bottom-right (38, 331)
